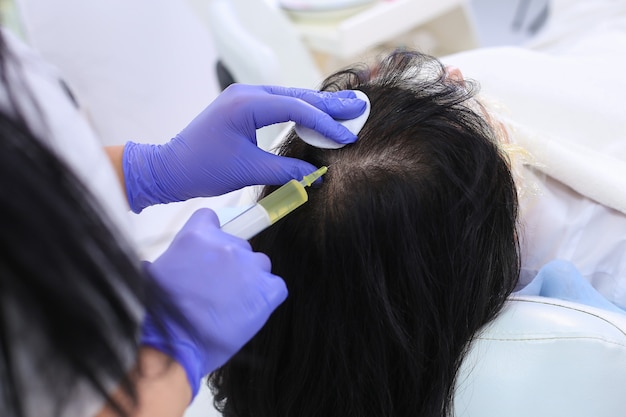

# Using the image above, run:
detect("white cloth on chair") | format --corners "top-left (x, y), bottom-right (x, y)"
top-left (442, 4), bottom-right (626, 308)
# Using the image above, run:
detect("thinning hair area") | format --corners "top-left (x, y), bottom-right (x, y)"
top-left (209, 50), bottom-right (520, 417)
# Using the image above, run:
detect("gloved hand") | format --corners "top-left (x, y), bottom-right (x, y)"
top-left (123, 84), bottom-right (366, 212)
top-left (139, 208), bottom-right (287, 397)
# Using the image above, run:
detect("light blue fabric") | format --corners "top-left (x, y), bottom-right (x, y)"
top-left (515, 260), bottom-right (626, 315)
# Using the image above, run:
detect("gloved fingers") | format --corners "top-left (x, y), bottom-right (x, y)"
top-left (334, 90), bottom-right (358, 98)
top-left (182, 206), bottom-right (220, 228)
top-left (140, 202), bottom-right (289, 390)
top-left (263, 85), bottom-right (367, 120)
top-left (248, 95), bottom-right (356, 145)
top-left (254, 250), bottom-right (272, 272)
top-left (239, 146), bottom-right (321, 185)
top-left (257, 271), bottom-right (288, 311)
top-left (263, 85), bottom-right (354, 100)
top-left (177, 208), bottom-right (252, 250)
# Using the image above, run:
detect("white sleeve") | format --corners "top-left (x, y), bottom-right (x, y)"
top-left (0, 28), bottom-right (132, 236)
top-left (12, 0), bottom-right (248, 261)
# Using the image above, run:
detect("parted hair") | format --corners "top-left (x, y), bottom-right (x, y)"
top-left (210, 50), bottom-right (520, 417)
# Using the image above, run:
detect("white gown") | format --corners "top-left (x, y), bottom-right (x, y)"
top-left (442, 0), bottom-right (626, 308)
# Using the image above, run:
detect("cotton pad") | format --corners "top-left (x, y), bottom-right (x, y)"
top-left (295, 90), bottom-right (370, 149)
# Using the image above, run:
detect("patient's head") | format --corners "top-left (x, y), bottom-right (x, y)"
top-left (210, 50), bottom-right (520, 417)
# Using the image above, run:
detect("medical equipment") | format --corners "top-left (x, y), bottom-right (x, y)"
top-left (221, 166), bottom-right (328, 240)
top-left (279, 0), bottom-right (378, 22)
top-left (295, 90), bottom-right (371, 149)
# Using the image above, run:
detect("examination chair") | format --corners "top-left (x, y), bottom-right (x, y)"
top-left (454, 295), bottom-right (626, 416)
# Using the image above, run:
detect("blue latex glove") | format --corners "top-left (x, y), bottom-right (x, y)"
top-left (139, 208), bottom-right (287, 397)
top-left (123, 84), bottom-right (366, 213)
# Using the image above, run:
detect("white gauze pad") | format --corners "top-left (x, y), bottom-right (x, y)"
top-left (295, 90), bottom-right (371, 149)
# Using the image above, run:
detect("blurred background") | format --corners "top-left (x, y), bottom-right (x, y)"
top-left (1, 0), bottom-right (551, 88)
top-left (182, 0), bottom-right (551, 89)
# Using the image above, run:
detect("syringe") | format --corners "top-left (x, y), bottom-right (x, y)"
top-left (220, 166), bottom-right (328, 240)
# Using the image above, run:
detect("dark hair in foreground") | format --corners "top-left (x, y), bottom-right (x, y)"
top-left (210, 50), bottom-right (520, 417)
top-left (0, 32), bottom-right (183, 417)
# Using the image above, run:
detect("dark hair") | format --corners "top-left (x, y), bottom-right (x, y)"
top-left (0, 31), bottom-right (181, 417)
top-left (209, 50), bottom-right (520, 417)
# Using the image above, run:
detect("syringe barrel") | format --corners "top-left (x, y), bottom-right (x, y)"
top-left (220, 204), bottom-right (271, 240)
top-left (258, 180), bottom-right (308, 224)
top-left (220, 177), bottom-right (312, 240)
